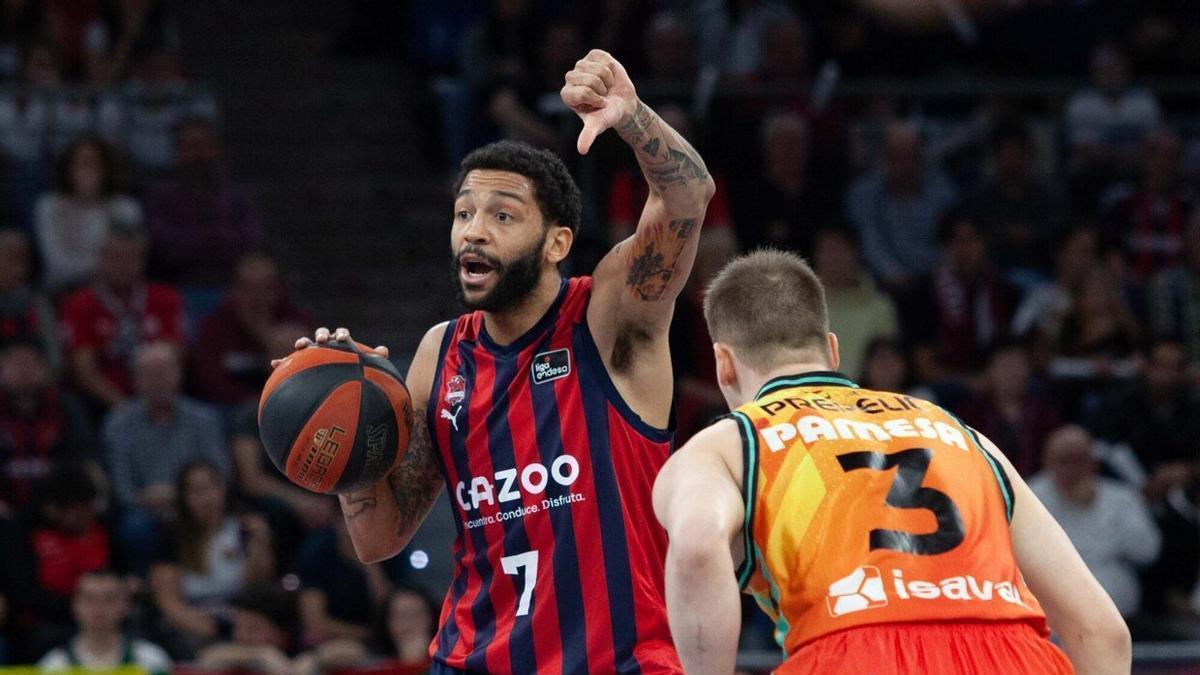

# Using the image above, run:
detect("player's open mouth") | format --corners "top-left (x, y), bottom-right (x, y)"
top-left (459, 255), bottom-right (496, 285)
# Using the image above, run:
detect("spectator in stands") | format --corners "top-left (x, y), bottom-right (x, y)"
top-left (930, 211), bottom-right (1018, 375)
top-left (707, 0), bottom-right (800, 78)
top-left (0, 342), bottom-right (94, 514)
top-left (0, 3), bottom-right (43, 81)
top-left (965, 118), bottom-right (1064, 280)
top-left (813, 227), bottom-right (898, 380)
top-left (193, 584), bottom-right (297, 673)
top-left (375, 586), bottom-right (437, 671)
top-left (144, 118), bottom-right (264, 287)
top-left (846, 120), bottom-right (957, 297)
top-left (1141, 475), bottom-right (1200, 639)
top-left (104, 341), bottom-right (225, 574)
top-left (60, 226), bottom-right (185, 411)
top-left (150, 461), bottom-right (274, 657)
top-left (1012, 225), bottom-right (1099, 345)
top-left (1057, 266), bottom-right (1141, 363)
top-left (194, 252), bottom-right (311, 407)
top-left (858, 337), bottom-right (906, 391)
top-left (734, 111), bottom-right (835, 255)
top-left (1064, 43), bottom-right (1162, 207)
top-left (7, 463), bottom-right (114, 658)
top-left (34, 137), bottom-right (143, 296)
top-left (460, 2), bottom-right (578, 151)
top-left (196, 584), bottom-right (366, 675)
top-left (105, 340), bottom-right (227, 511)
top-left (96, 49), bottom-right (219, 172)
top-left (1087, 339), bottom-right (1200, 501)
top-left (1149, 216), bottom-right (1200, 364)
top-left (0, 41), bottom-right (59, 168)
top-left (0, 230), bottom-right (58, 367)
top-left (1100, 127), bottom-right (1193, 285)
top-left (640, 11), bottom-right (695, 87)
top-left (1030, 425), bottom-right (1161, 618)
top-left (960, 341), bottom-right (1061, 478)
top-left (296, 517), bottom-right (396, 649)
top-left (37, 569), bottom-right (171, 674)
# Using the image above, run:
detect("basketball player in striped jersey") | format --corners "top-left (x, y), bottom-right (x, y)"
top-left (293, 50), bottom-right (713, 672)
top-left (654, 250), bottom-right (1130, 674)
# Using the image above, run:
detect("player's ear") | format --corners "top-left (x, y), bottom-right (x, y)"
top-left (714, 342), bottom-right (737, 388)
top-left (826, 332), bottom-right (841, 372)
top-left (545, 224), bottom-right (573, 264)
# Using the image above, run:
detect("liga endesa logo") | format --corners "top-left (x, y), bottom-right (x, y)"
top-left (532, 348), bottom-right (571, 385)
top-left (826, 565), bottom-right (1028, 617)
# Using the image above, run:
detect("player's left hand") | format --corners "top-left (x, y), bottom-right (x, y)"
top-left (270, 327), bottom-right (390, 369)
top-left (561, 49), bottom-right (637, 155)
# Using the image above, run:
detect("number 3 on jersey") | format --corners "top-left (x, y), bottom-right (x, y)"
top-left (837, 447), bottom-right (965, 556)
top-left (501, 551), bottom-right (538, 616)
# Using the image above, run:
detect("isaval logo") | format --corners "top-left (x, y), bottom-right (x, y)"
top-left (826, 565), bottom-right (1029, 618)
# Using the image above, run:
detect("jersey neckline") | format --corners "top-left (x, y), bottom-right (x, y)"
top-left (477, 277), bottom-right (570, 355)
top-left (755, 371), bottom-right (858, 400)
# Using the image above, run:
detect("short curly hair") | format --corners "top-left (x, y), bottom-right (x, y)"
top-left (452, 141), bottom-right (582, 234)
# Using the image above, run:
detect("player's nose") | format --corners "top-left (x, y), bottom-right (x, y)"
top-left (459, 212), bottom-right (491, 244)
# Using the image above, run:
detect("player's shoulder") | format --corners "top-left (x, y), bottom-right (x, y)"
top-left (678, 417), bottom-right (742, 462)
top-left (414, 321), bottom-right (452, 362)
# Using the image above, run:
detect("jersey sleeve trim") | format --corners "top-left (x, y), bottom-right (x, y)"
top-left (425, 318), bottom-right (458, 447)
top-left (575, 315), bottom-right (674, 444)
top-left (946, 412), bottom-right (1015, 523)
top-left (731, 410), bottom-right (759, 590)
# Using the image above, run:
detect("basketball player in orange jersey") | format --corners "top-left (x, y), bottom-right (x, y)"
top-left (653, 250), bottom-right (1130, 675)
top-left (288, 49), bottom-right (714, 673)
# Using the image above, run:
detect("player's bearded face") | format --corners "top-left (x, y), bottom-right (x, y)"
top-left (453, 233), bottom-right (545, 313)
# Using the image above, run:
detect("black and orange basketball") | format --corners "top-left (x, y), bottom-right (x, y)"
top-left (258, 341), bottom-right (412, 494)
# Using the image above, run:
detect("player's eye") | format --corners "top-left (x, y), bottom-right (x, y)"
top-left (496, 212), bottom-right (512, 222)
top-left (455, 210), bottom-right (470, 221)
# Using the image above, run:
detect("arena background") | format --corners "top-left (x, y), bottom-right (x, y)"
top-left (0, 0), bottom-right (1198, 673)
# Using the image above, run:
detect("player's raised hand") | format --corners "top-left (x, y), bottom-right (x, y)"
top-left (270, 326), bottom-right (389, 368)
top-left (561, 49), bottom-right (637, 155)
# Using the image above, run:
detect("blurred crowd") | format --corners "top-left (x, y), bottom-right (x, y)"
top-left (406, 0), bottom-right (1200, 651)
top-left (0, 2), bottom-right (438, 673)
top-left (2, 0), bottom-right (1200, 672)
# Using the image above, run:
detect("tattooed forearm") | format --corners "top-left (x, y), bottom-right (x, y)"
top-left (387, 409), bottom-right (442, 531)
top-left (615, 100), bottom-right (712, 197)
top-left (625, 217), bottom-right (698, 300)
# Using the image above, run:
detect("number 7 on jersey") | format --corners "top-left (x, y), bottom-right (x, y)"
top-left (501, 551), bottom-right (539, 616)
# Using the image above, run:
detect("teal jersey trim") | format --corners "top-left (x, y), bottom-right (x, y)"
top-left (755, 371), bottom-right (859, 400)
top-left (732, 410), bottom-right (759, 590)
top-left (946, 411), bottom-right (1014, 523)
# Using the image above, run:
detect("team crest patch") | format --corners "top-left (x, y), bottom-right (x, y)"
top-left (532, 349), bottom-right (571, 384)
top-left (445, 375), bottom-right (466, 406)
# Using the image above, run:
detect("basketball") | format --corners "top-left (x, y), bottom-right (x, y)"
top-left (258, 341), bottom-right (412, 494)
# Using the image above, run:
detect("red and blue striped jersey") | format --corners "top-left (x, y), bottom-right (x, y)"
top-left (426, 277), bottom-right (681, 674)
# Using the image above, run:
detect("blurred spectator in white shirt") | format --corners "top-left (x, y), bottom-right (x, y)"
top-left (1030, 425), bottom-right (1161, 618)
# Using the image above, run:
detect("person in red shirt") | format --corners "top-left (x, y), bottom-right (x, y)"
top-left (59, 227), bottom-right (185, 411)
top-left (6, 462), bottom-right (114, 661)
top-left (192, 251), bottom-right (311, 406)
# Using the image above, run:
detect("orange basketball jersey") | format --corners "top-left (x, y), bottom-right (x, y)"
top-left (731, 372), bottom-right (1049, 655)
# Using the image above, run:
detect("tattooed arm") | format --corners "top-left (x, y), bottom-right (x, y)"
top-left (561, 50), bottom-right (715, 366)
top-left (335, 323), bottom-right (448, 563)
